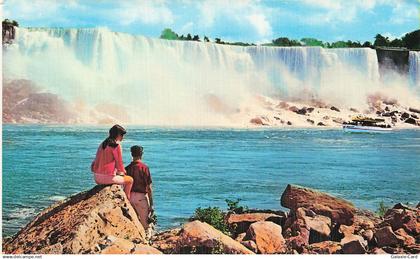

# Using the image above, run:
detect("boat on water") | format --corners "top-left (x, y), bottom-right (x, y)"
top-left (343, 116), bottom-right (392, 133)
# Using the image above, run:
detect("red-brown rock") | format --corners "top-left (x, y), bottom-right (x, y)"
top-left (374, 226), bottom-right (402, 247)
top-left (226, 213), bottom-right (283, 234)
top-left (394, 228), bottom-right (415, 246)
top-left (281, 184), bottom-right (356, 225)
top-left (177, 221), bottom-right (253, 254)
top-left (240, 240), bottom-right (258, 253)
top-left (381, 204), bottom-right (420, 236)
top-left (307, 241), bottom-right (341, 254)
top-left (3, 185), bottom-right (146, 254)
top-left (340, 235), bottom-right (367, 254)
top-left (245, 221), bottom-right (286, 254)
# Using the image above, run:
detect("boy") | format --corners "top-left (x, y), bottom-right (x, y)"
top-left (125, 145), bottom-right (154, 234)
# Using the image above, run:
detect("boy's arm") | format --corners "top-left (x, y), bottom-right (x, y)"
top-left (147, 184), bottom-right (154, 210)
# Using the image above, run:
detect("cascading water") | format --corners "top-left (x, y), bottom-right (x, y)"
top-left (409, 51), bottom-right (420, 87)
top-left (3, 27), bottom-right (419, 125)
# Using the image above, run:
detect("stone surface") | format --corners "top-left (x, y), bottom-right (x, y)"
top-left (371, 247), bottom-right (387, 254)
top-left (226, 212), bottom-right (284, 234)
top-left (3, 185), bottom-right (146, 254)
top-left (394, 228), bottom-right (415, 246)
top-left (305, 214), bottom-right (331, 243)
top-left (375, 226), bottom-right (402, 247)
top-left (340, 235), bottom-right (367, 254)
top-left (307, 241), bottom-right (341, 254)
top-left (3, 79), bottom-right (74, 123)
top-left (132, 244), bottom-right (163, 254)
top-left (281, 184), bottom-right (356, 225)
top-left (176, 221), bottom-right (253, 254)
top-left (240, 240), bottom-right (258, 253)
top-left (245, 221), bottom-right (286, 254)
top-left (381, 204), bottom-right (420, 236)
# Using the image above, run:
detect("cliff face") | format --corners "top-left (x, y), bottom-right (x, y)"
top-left (3, 185), bottom-right (147, 254)
top-left (376, 48), bottom-right (409, 74)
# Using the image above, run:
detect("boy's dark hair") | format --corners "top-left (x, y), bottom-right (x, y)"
top-left (131, 145), bottom-right (143, 158)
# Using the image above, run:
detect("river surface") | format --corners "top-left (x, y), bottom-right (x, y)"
top-left (2, 125), bottom-right (420, 236)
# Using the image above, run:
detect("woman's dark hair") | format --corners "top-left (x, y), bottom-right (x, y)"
top-left (101, 124), bottom-right (126, 149)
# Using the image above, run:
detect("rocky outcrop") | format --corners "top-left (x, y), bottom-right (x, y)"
top-left (3, 79), bottom-right (74, 123)
top-left (226, 212), bottom-right (285, 235)
top-left (3, 185), bottom-right (147, 254)
top-left (245, 221), bottom-right (286, 254)
top-left (281, 184), bottom-right (356, 225)
top-left (151, 221), bottom-right (253, 254)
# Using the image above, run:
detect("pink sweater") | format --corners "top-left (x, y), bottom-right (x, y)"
top-left (91, 143), bottom-right (126, 175)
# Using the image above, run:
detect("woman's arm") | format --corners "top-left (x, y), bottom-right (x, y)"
top-left (113, 144), bottom-right (126, 174)
top-left (91, 145), bottom-right (100, 173)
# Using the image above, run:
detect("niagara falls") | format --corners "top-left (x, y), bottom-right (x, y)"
top-left (2, 0), bottom-right (420, 256)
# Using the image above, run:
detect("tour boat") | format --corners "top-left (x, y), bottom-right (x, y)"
top-left (342, 116), bottom-right (392, 133)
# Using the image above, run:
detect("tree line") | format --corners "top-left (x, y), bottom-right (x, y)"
top-left (161, 28), bottom-right (420, 50)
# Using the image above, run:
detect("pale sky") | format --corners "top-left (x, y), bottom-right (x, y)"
top-left (3, 0), bottom-right (420, 43)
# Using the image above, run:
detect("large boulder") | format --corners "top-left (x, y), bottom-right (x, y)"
top-left (226, 212), bottom-right (284, 234)
top-left (380, 204), bottom-right (420, 236)
top-left (340, 235), bottom-right (367, 254)
top-left (153, 221), bottom-right (253, 254)
top-left (3, 185), bottom-right (146, 254)
top-left (374, 226), bottom-right (403, 247)
top-left (281, 184), bottom-right (356, 225)
top-left (245, 221), bottom-right (286, 254)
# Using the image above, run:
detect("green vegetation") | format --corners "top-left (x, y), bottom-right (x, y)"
top-left (374, 30), bottom-right (420, 49)
top-left (376, 201), bottom-right (390, 217)
top-left (191, 206), bottom-right (230, 234)
top-left (190, 199), bottom-right (249, 235)
top-left (160, 28), bottom-right (419, 50)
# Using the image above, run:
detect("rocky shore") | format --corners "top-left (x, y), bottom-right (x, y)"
top-left (3, 184), bottom-right (419, 254)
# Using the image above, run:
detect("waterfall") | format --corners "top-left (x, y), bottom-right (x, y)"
top-left (3, 27), bottom-right (418, 125)
top-left (409, 51), bottom-right (420, 87)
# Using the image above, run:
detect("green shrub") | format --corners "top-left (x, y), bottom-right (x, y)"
top-left (376, 201), bottom-right (389, 217)
top-left (225, 198), bottom-right (248, 214)
top-left (191, 207), bottom-right (230, 235)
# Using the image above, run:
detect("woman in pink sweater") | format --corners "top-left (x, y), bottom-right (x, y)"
top-left (91, 125), bottom-right (133, 199)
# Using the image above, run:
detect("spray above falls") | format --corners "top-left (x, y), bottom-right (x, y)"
top-left (3, 27), bottom-right (420, 125)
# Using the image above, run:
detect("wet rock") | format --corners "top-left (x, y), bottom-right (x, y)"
top-left (288, 106), bottom-right (299, 112)
top-left (177, 221), bottom-right (253, 254)
top-left (307, 241), bottom-right (341, 254)
top-left (404, 118), bottom-right (417, 125)
top-left (250, 117), bottom-right (264, 125)
top-left (374, 226), bottom-right (402, 247)
top-left (401, 112), bottom-right (410, 119)
top-left (281, 184), bottom-right (356, 225)
top-left (332, 118), bottom-right (344, 124)
top-left (307, 119), bottom-right (314, 124)
top-left (340, 235), bottom-right (367, 254)
top-left (226, 213), bottom-right (284, 235)
top-left (317, 122), bottom-right (326, 126)
top-left (330, 106), bottom-right (340, 112)
top-left (409, 107), bottom-right (420, 114)
top-left (3, 185), bottom-right (146, 254)
top-left (394, 228), bottom-right (415, 246)
top-left (245, 221), bottom-right (286, 254)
